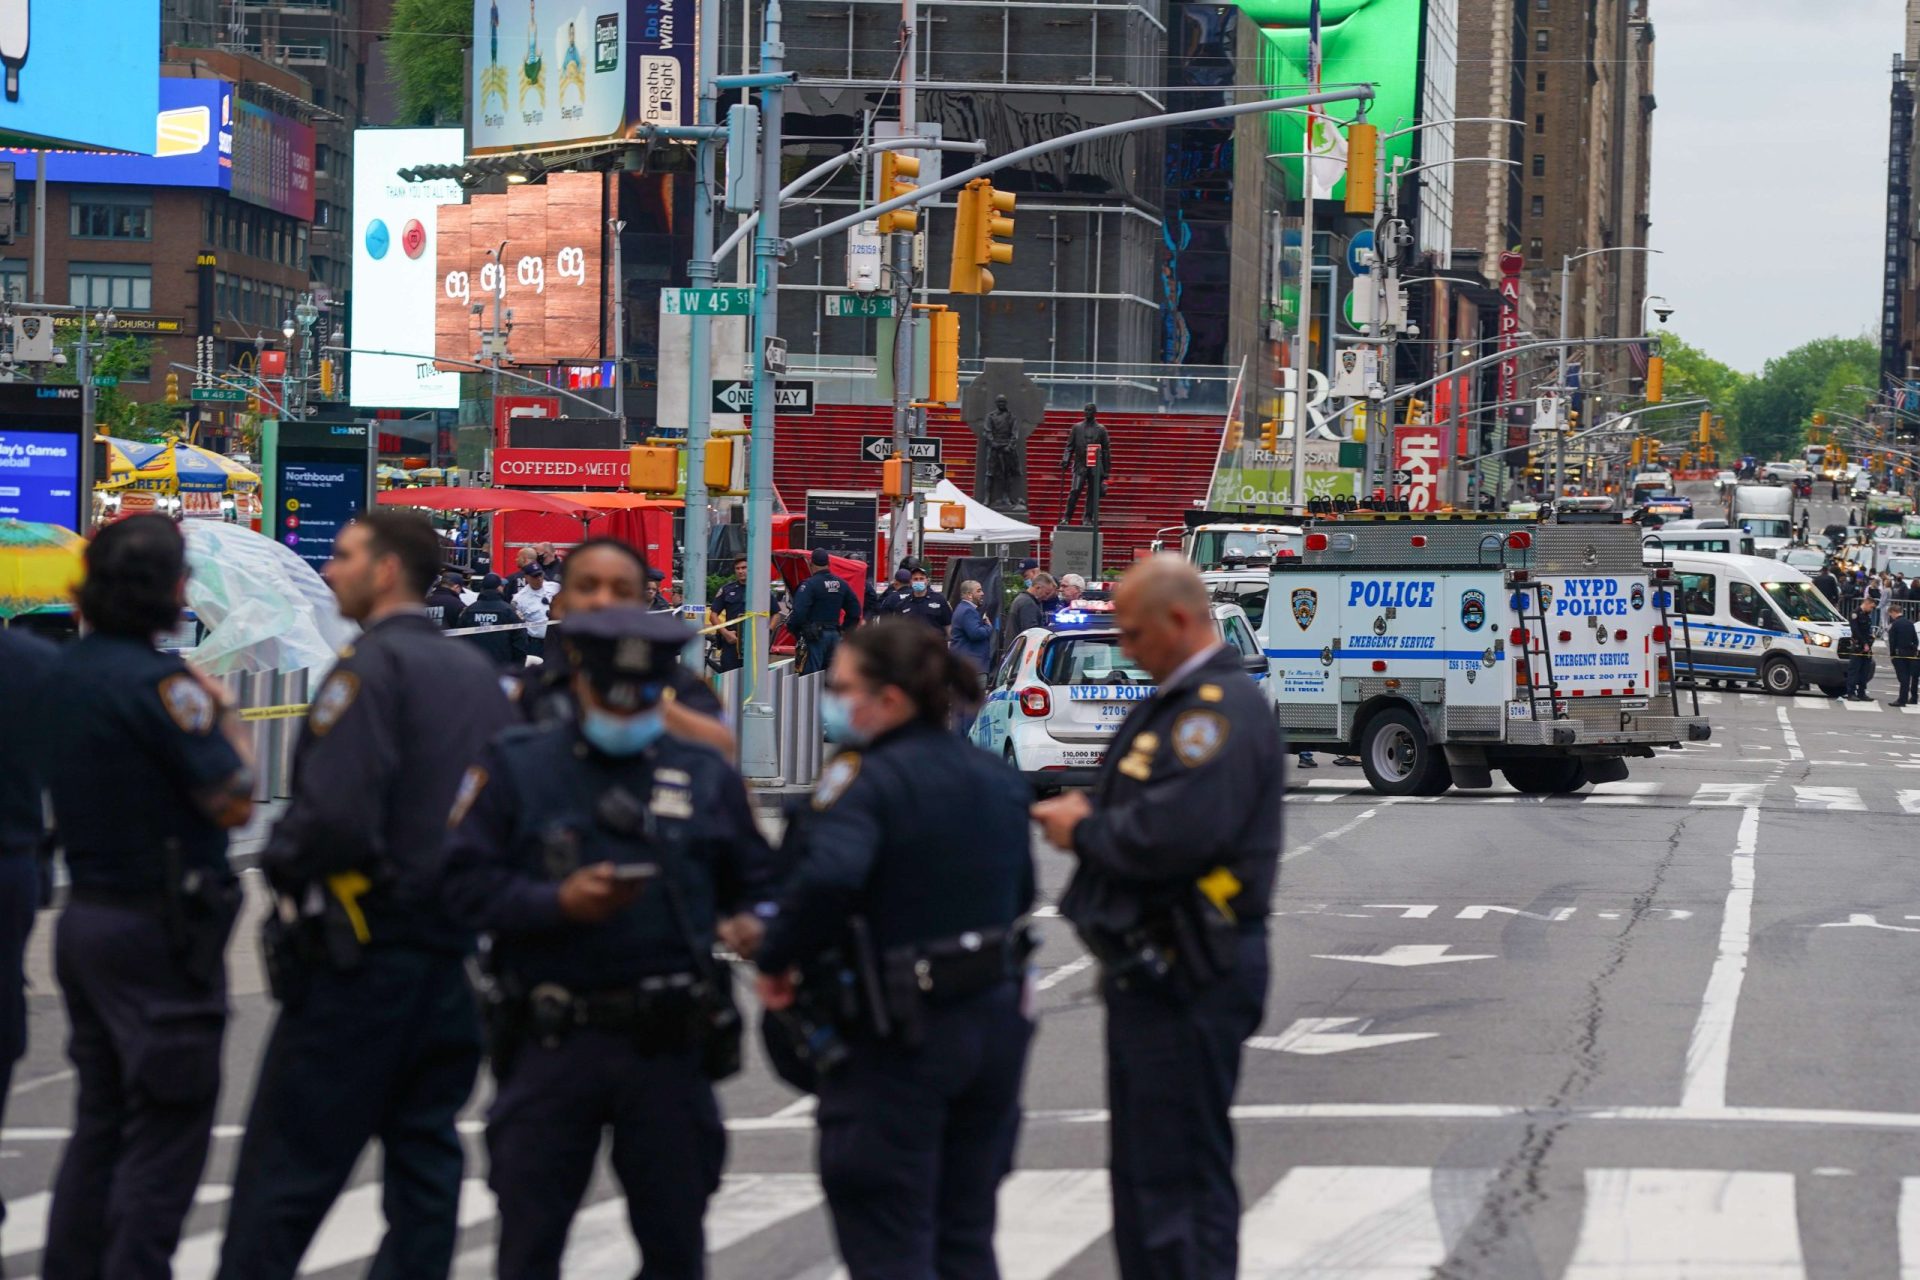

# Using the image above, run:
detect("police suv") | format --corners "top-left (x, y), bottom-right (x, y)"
top-left (970, 601), bottom-right (1266, 787)
top-left (1266, 512), bottom-right (1711, 796)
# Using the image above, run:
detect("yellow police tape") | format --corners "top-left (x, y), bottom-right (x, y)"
top-left (239, 704), bottom-right (312, 722)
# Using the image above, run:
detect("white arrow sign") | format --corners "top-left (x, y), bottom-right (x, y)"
top-left (1249, 1017), bottom-right (1439, 1056)
top-left (1312, 945), bottom-right (1495, 968)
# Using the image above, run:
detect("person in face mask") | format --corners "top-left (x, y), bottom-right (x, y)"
top-left (756, 619), bottom-right (1034, 1277)
top-left (895, 565), bottom-right (953, 631)
top-left (442, 605), bottom-right (776, 1280)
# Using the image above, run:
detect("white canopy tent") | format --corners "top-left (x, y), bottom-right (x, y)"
top-left (918, 479), bottom-right (1040, 545)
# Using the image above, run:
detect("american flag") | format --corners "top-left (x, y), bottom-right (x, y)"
top-left (1626, 340), bottom-right (1651, 376)
top-left (1304, 0), bottom-right (1346, 199)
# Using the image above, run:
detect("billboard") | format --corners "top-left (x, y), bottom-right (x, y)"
top-left (434, 171), bottom-right (606, 366)
top-left (0, 3), bottom-right (159, 153)
top-left (469, 0), bottom-right (689, 154)
top-left (0, 78), bottom-right (232, 189)
top-left (1241, 0), bottom-right (1421, 203)
top-left (493, 447), bottom-right (629, 486)
top-left (0, 386), bottom-right (85, 533)
top-left (233, 101), bottom-right (315, 220)
top-left (1394, 424), bottom-right (1443, 512)
top-left (351, 128), bottom-right (464, 409)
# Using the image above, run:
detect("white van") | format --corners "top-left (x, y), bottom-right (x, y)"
top-left (1654, 550), bottom-right (1850, 695)
top-left (1645, 529), bottom-right (1757, 558)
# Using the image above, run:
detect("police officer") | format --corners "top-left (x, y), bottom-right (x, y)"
top-left (0, 623), bottom-right (53, 1237)
top-left (424, 568), bottom-right (467, 630)
top-left (457, 572), bottom-right (531, 666)
top-left (790, 547), bottom-right (861, 674)
top-left (756, 618), bottom-right (1035, 1278)
top-left (1847, 594), bottom-right (1877, 701)
top-left (1891, 602), bottom-right (1920, 707)
top-left (443, 607), bottom-right (774, 1279)
top-left (895, 564), bottom-right (953, 631)
top-left (711, 554), bottom-right (751, 673)
top-left (1032, 555), bottom-right (1281, 1280)
top-left (217, 510), bottom-right (517, 1279)
top-left (40, 515), bottom-right (255, 1278)
top-left (514, 537), bottom-right (736, 756)
top-left (873, 567), bottom-right (914, 618)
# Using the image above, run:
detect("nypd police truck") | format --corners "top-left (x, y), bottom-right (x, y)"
top-left (1266, 512), bottom-right (1711, 796)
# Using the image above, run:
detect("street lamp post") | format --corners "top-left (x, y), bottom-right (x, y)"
top-left (1555, 245), bottom-right (1663, 499)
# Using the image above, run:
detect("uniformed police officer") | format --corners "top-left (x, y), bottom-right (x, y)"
top-left (40, 515), bottom-right (256, 1279)
top-left (895, 564), bottom-right (953, 631)
top-left (457, 572), bottom-right (531, 666)
top-left (0, 623), bottom-right (54, 1235)
top-left (710, 554), bottom-right (751, 673)
top-left (217, 510), bottom-right (517, 1280)
top-left (514, 536), bottom-right (736, 756)
top-left (1032, 555), bottom-right (1281, 1280)
top-left (442, 607), bottom-right (774, 1279)
top-left (873, 567), bottom-right (913, 618)
top-left (790, 547), bottom-right (861, 674)
top-left (757, 618), bottom-right (1036, 1279)
top-left (424, 568), bottom-right (467, 630)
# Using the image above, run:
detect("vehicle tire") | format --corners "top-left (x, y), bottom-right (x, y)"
top-left (1358, 707), bottom-right (1448, 797)
top-left (1819, 682), bottom-right (1847, 699)
top-left (1759, 655), bottom-right (1800, 695)
top-left (1502, 757), bottom-right (1587, 795)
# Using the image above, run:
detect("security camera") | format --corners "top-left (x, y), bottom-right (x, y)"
top-left (1654, 307), bottom-right (1673, 324)
top-left (50, 350), bottom-right (65, 366)
top-left (1404, 322), bottom-right (1421, 338)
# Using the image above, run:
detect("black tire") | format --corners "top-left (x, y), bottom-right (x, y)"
top-left (1358, 706), bottom-right (1450, 796)
top-left (1759, 654), bottom-right (1799, 695)
top-left (1819, 682), bottom-right (1846, 699)
top-left (1503, 757), bottom-right (1587, 794)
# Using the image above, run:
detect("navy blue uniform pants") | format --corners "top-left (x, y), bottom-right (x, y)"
top-left (217, 948), bottom-right (481, 1280)
top-left (815, 982), bottom-right (1033, 1280)
top-left (1848, 653), bottom-right (1874, 697)
top-left (1102, 934), bottom-right (1269, 1280)
top-left (801, 628), bottom-right (842, 677)
top-left (0, 852), bottom-right (38, 1230)
top-left (45, 900), bottom-right (227, 1280)
top-left (486, 1030), bottom-right (725, 1280)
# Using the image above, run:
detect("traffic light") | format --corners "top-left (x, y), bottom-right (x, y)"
top-left (1259, 419), bottom-right (1280, 451)
top-left (1698, 411), bottom-right (1712, 445)
top-left (319, 358), bottom-right (335, 399)
top-left (1813, 412), bottom-right (1827, 427)
top-left (1224, 418), bottom-right (1243, 451)
top-left (165, 372), bottom-right (180, 404)
top-left (949, 178), bottom-right (1015, 295)
top-left (1629, 438), bottom-right (1642, 466)
top-left (1344, 120), bottom-right (1377, 216)
top-left (1403, 397), bottom-right (1425, 426)
top-left (876, 152), bottom-right (920, 235)
top-left (926, 306), bottom-right (959, 403)
top-left (626, 445), bottom-right (678, 493)
top-left (1644, 355), bottom-right (1664, 403)
top-left (882, 456), bottom-right (912, 498)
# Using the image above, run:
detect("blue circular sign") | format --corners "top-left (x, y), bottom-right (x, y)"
top-left (364, 218), bottom-right (391, 261)
top-left (1347, 229), bottom-right (1375, 276)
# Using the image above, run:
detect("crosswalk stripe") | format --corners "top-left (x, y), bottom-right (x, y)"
top-left (1842, 699), bottom-right (1885, 712)
top-left (0, 1191), bottom-right (49, 1258)
top-left (995, 1169), bottom-right (1113, 1279)
top-left (1897, 790), bottom-right (1920, 815)
top-left (1564, 1169), bottom-right (1805, 1276)
top-left (1238, 1165), bottom-right (1492, 1277)
top-left (170, 1178), bottom-right (496, 1278)
top-left (1898, 1178), bottom-right (1920, 1278)
top-left (1792, 785), bottom-right (1866, 811)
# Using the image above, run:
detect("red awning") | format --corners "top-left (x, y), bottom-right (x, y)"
top-left (375, 487), bottom-right (600, 519)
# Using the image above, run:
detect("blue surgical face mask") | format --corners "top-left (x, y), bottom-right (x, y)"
top-left (820, 692), bottom-right (869, 746)
top-left (911, 580), bottom-right (928, 594)
top-left (580, 707), bottom-right (666, 756)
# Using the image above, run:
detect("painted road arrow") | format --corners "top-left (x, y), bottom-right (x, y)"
top-left (1312, 944), bottom-right (1496, 967)
top-left (1248, 1017), bottom-right (1439, 1056)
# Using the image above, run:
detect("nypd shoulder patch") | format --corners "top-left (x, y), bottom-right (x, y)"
top-left (157, 672), bottom-right (216, 734)
top-left (1171, 709), bottom-right (1229, 767)
top-left (812, 754), bottom-right (862, 810)
top-left (309, 671), bottom-right (361, 737)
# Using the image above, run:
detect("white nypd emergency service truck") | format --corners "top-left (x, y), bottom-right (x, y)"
top-left (1266, 512), bottom-right (1711, 795)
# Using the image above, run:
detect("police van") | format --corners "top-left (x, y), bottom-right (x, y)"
top-left (1658, 550), bottom-right (1850, 696)
top-left (969, 600), bottom-right (1265, 787)
top-left (1267, 512), bottom-right (1710, 795)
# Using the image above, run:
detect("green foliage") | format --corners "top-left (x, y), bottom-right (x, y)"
top-left (388, 0), bottom-right (470, 126)
top-left (44, 332), bottom-right (180, 442)
top-left (1730, 335), bottom-right (1877, 462)
top-left (1648, 330), bottom-right (1747, 445)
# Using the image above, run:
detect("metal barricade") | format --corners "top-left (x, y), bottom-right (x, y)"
top-left (773, 660), bottom-right (798, 785)
top-left (238, 670), bottom-right (271, 802)
top-left (716, 667), bottom-right (743, 722)
top-left (272, 668), bottom-right (309, 799)
top-left (793, 671), bottom-right (822, 786)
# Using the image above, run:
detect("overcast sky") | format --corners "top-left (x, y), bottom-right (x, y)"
top-left (1647, 0), bottom-right (1903, 373)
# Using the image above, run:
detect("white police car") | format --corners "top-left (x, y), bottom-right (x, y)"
top-left (970, 600), bottom-right (1266, 787)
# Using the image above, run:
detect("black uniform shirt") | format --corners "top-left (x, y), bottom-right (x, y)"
top-left (268, 612), bottom-right (516, 951)
top-left (457, 590), bottom-right (527, 666)
top-left (1851, 610), bottom-right (1876, 652)
top-left (896, 590), bottom-right (953, 630)
top-left (874, 587), bottom-right (913, 617)
top-left (0, 630), bottom-right (58, 852)
top-left (1892, 616), bottom-right (1918, 656)
top-left (758, 722), bottom-right (1034, 973)
top-left (791, 569), bottom-right (860, 632)
top-left (424, 587), bottom-right (466, 630)
top-left (712, 579), bottom-right (749, 626)
top-left (1060, 646), bottom-right (1282, 935)
top-left (43, 634), bottom-right (244, 892)
top-left (442, 725), bottom-right (774, 990)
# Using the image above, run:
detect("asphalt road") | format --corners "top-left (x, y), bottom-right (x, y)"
top-left (9, 488), bottom-right (1914, 1278)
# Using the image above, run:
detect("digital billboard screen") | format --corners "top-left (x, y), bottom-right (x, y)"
top-left (0, 78), bottom-right (231, 189)
top-left (0, 3), bottom-right (160, 153)
top-left (433, 171), bottom-right (606, 366)
top-left (278, 458), bottom-right (369, 573)
top-left (350, 128), bottom-right (464, 408)
top-left (233, 101), bottom-right (315, 220)
top-left (0, 428), bottom-right (81, 529)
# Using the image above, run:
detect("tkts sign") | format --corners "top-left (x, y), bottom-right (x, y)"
top-left (434, 171), bottom-right (607, 366)
top-left (1394, 424), bottom-right (1443, 513)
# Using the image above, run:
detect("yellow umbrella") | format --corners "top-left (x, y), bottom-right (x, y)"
top-left (0, 519), bottom-right (84, 620)
top-left (96, 435), bottom-right (149, 491)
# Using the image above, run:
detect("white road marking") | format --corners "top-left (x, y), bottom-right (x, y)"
top-left (1899, 1178), bottom-right (1920, 1278)
top-left (1238, 1165), bottom-right (1492, 1278)
top-left (0, 1191), bottom-right (47, 1258)
top-left (1681, 805), bottom-right (1760, 1111)
top-left (1284, 800), bottom-right (1401, 863)
top-left (1036, 955), bottom-right (1094, 991)
top-left (1792, 785), bottom-right (1866, 811)
top-left (1692, 782), bottom-right (1768, 806)
top-left (1896, 789), bottom-right (1920, 814)
top-left (1565, 1168), bottom-right (1805, 1277)
top-left (1813, 913), bottom-right (1920, 933)
top-left (1776, 705), bottom-right (1804, 760)
top-left (993, 1169), bottom-right (1114, 1279)
top-left (1248, 1017), bottom-right (1439, 1056)
top-left (770, 1095), bottom-right (818, 1119)
top-left (1842, 699), bottom-right (1885, 712)
top-left (1311, 945), bottom-right (1495, 968)
top-left (172, 1179), bottom-right (496, 1278)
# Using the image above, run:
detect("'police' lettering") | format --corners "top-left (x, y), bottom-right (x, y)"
top-left (1552, 577), bottom-right (1628, 617)
top-left (1344, 579), bottom-right (1437, 610)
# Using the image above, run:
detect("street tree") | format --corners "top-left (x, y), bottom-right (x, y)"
top-left (387, 0), bottom-right (469, 126)
top-left (1650, 329), bottom-right (1747, 445)
top-left (1730, 334), bottom-right (1876, 462)
top-left (45, 333), bottom-right (178, 442)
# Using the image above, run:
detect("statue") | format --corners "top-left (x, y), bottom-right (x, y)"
top-left (1062, 403), bottom-right (1111, 527)
top-left (961, 362), bottom-right (1046, 513)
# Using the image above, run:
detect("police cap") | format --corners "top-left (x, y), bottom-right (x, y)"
top-left (563, 607), bottom-right (693, 711)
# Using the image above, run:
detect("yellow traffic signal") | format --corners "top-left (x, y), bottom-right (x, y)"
top-left (1698, 411), bottom-right (1712, 445)
top-left (1629, 438), bottom-right (1642, 466)
top-left (1224, 418), bottom-right (1243, 451)
top-left (1644, 355), bottom-right (1664, 403)
top-left (705, 438), bottom-right (736, 492)
top-left (165, 372), bottom-right (180, 404)
top-left (319, 358), bottom-right (335, 399)
top-left (950, 178), bottom-right (1015, 295)
top-left (1259, 419), bottom-right (1280, 451)
top-left (926, 305), bottom-right (959, 403)
top-left (1344, 120), bottom-right (1377, 216)
top-left (626, 445), bottom-right (678, 493)
top-left (877, 152), bottom-right (920, 235)
top-left (1813, 412), bottom-right (1827, 427)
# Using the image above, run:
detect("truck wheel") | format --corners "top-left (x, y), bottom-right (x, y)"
top-left (1759, 655), bottom-right (1800, 695)
top-left (1359, 707), bottom-right (1449, 796)
top-left (1502, 758), bottom-right (1587, 794)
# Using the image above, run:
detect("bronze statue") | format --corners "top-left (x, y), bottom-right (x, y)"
top-left (1062, 403), bottom-right (1111, 527)
top-left (983, 395), bottom-right (1023, 510)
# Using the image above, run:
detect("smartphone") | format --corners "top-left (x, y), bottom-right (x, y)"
top-left (610, 862), bottom-right (661, 884)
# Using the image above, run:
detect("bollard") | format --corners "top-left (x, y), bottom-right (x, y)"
top-left (239, 670), bottom-right (271, 802)
top-left (273, 669), bottom-right (308, 799)
top-left (774, 661), bottom-right (797, 786)
top-left (795, 672), bottom-right (821, 785)
top-left (719, 668), bottom-right (742, 722)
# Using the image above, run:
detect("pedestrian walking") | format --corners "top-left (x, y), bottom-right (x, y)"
top-left (756, 618), bottom-right (1036, 1279)
top-left (1031, 555), bottom-right (1282, 1280)
top-left (949, 579), bottom-right (994, 671)
top-left (1847, 595), bottom-right (1877, 701)
top-left (790, 548), bottom-right (861, 675)
top-left (443, 609), bottom-right (772, 1280)
top-left (457, 573), bottom-right (531, 666)
top-left (1892, 603), bottom-right (1920, 707)
top-left (710, 554), bottom-right (751, 673)
top-left (217, 511), bottom-right (518, 1280)
top-left (40, 515), bottom-right (255, 1279)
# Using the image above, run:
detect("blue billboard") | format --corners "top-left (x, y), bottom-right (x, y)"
top-left (0, 79), bottom-right (232, 189)
top-left (0, 3), bottom-right (161, 153)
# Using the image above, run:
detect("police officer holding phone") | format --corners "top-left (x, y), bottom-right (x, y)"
top-left (41, 515), bottom-right (255, 1278)
top-left (443, 607), bottom-right (774, 1279)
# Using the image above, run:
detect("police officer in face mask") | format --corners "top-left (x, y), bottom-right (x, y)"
top-left (443, 608), bottom-right (776, 1279)
top-left (895, 566), bottom-right (953, 631)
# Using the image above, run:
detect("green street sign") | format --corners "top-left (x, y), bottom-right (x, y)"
top-left (90, 375), bottom-right (117, 388)
top-left (191, 388), bottom-right (249, 402)
top-left (825, 293), bottom-right (894, 318)
top-left (662, 287), bottom-right (752, 316)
